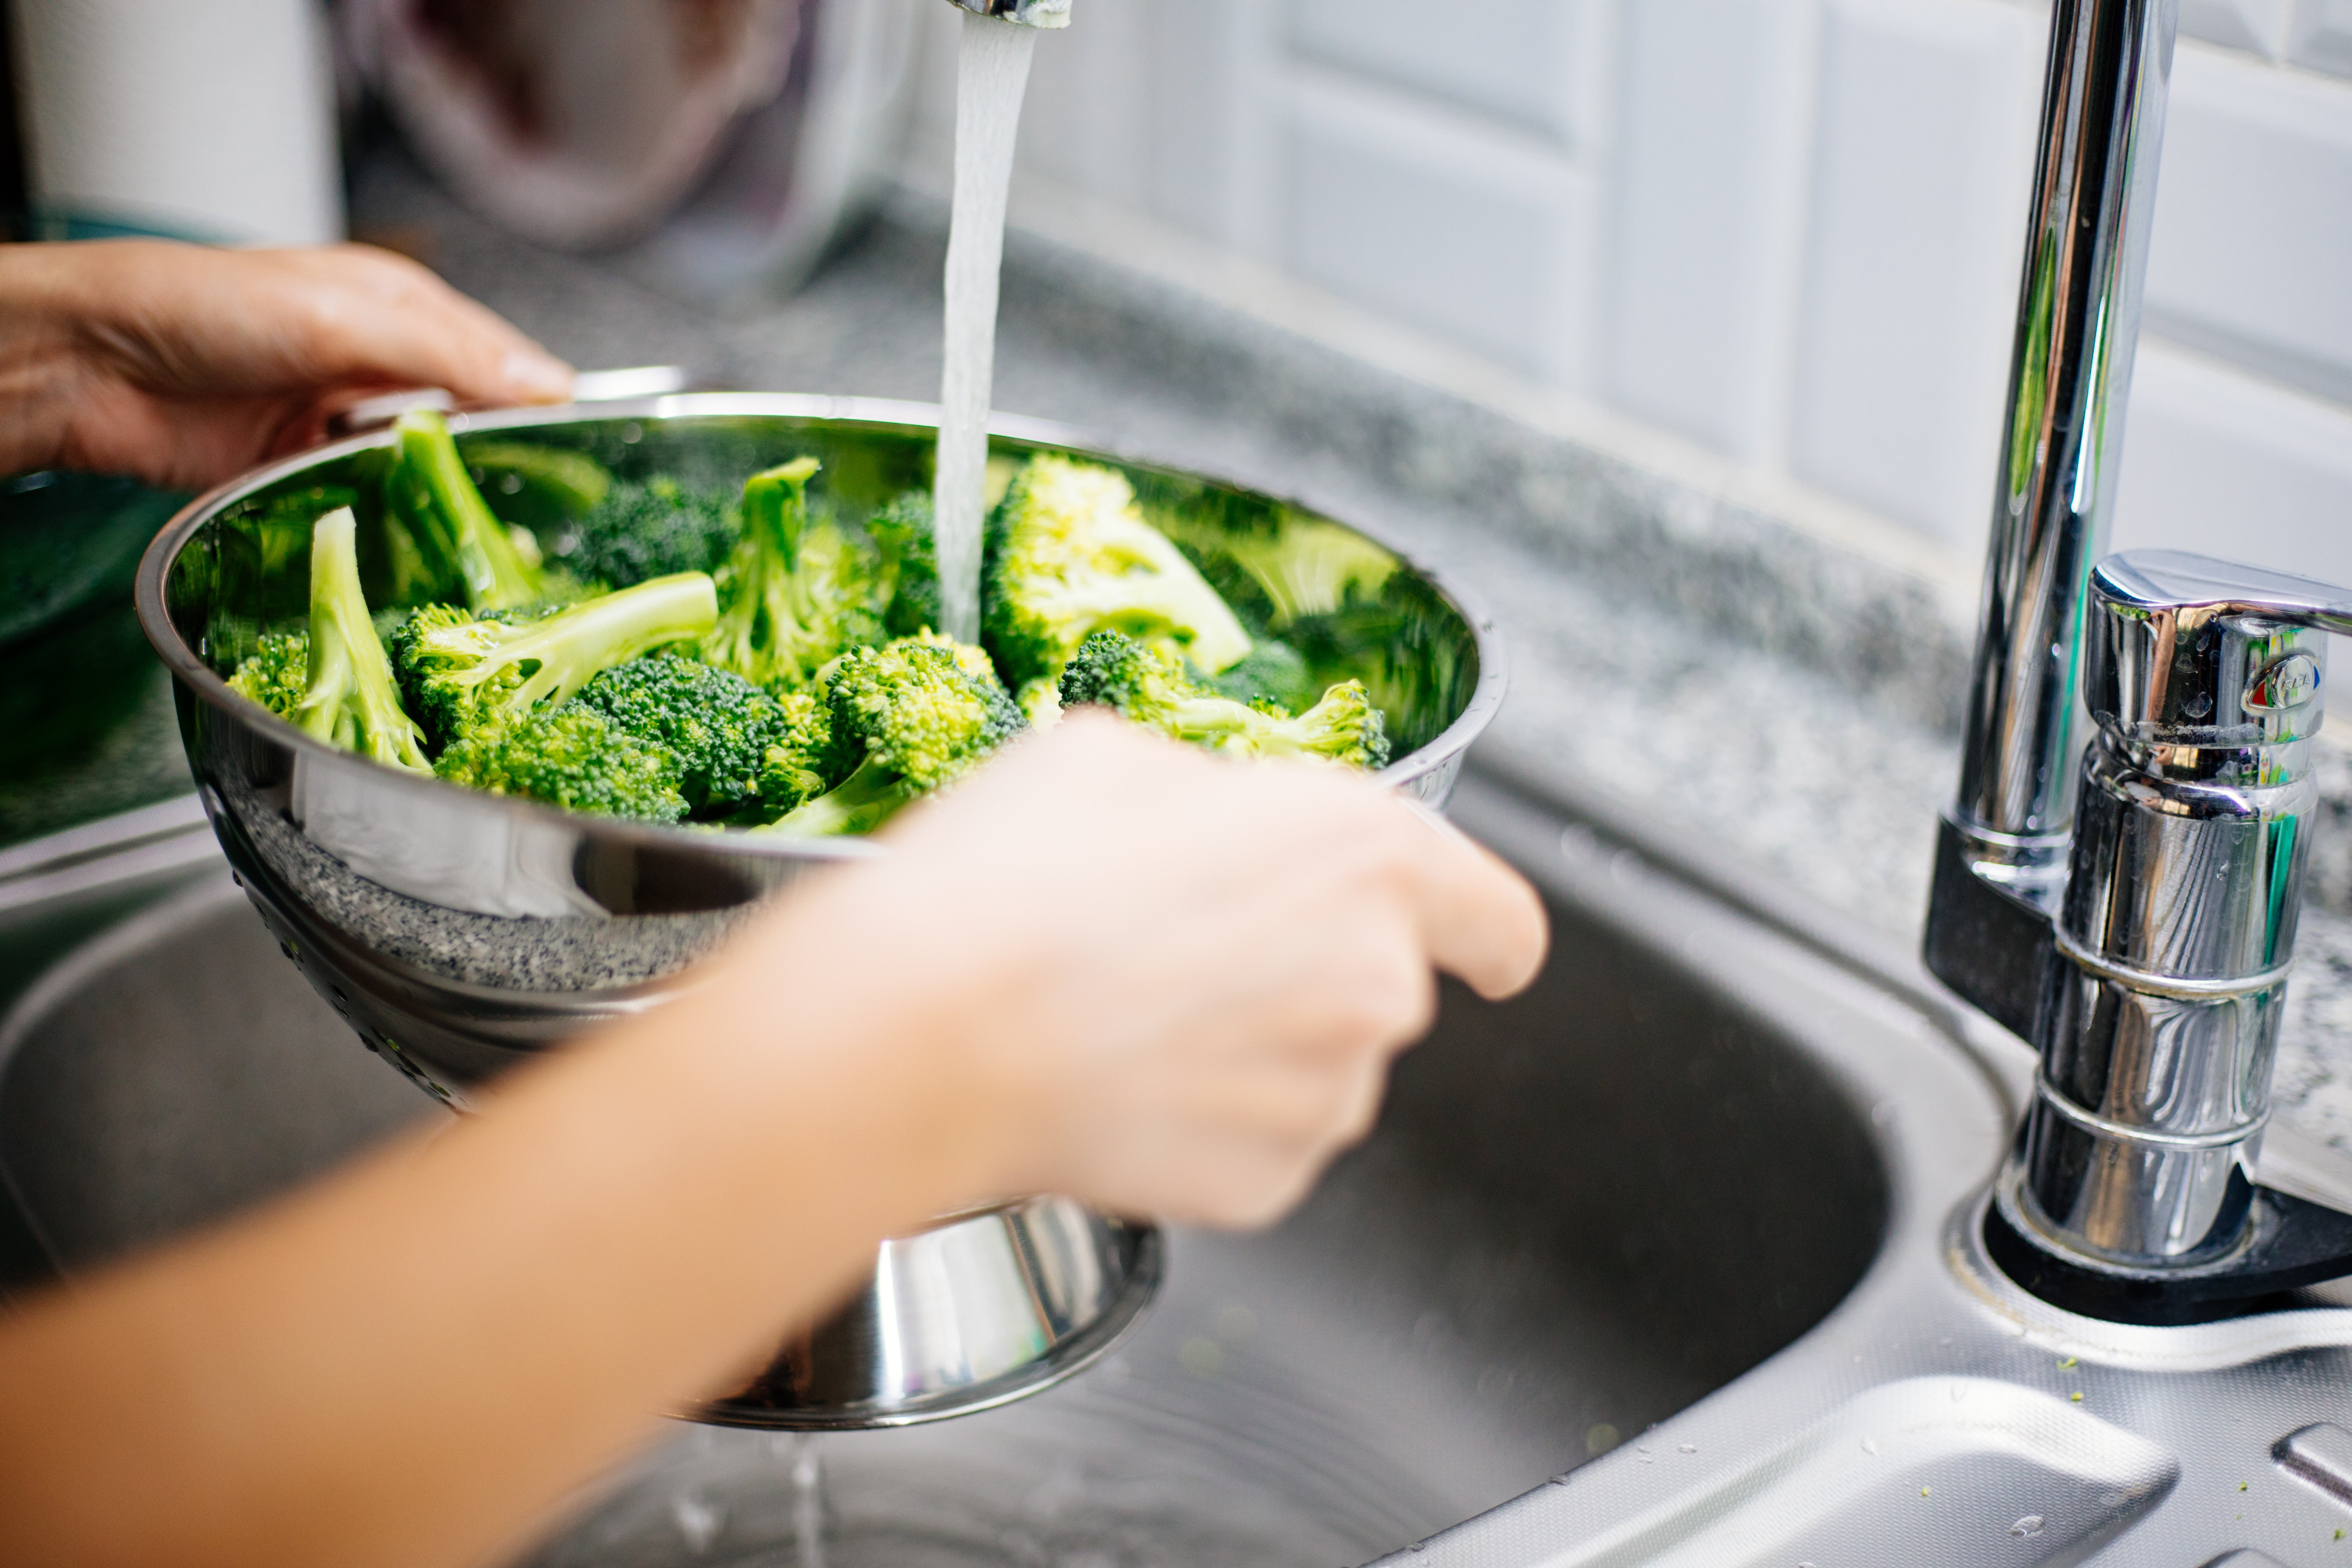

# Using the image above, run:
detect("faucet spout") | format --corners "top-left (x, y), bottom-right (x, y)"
top-left (941, 0), bottom-right (1071, 27)
top-left (1925, 0), bottom-right (2178, 1034)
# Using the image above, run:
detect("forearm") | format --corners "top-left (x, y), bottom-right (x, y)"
top-left (0, 245), bottom-right (99, 476)
top-left (0, 883), bottom-right (1008, 1568)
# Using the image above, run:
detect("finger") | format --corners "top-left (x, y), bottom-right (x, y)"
top-left (1387, 797), bottom-right (1549, 1001)
top-left (274, 250), bottom-right (576, 406)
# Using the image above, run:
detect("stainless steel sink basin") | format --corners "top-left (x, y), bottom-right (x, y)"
top-left (6, 756), bottom-right (2350, 1566)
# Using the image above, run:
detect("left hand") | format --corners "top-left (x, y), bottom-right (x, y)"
top-left (0, 239), bottom-right (575, 490)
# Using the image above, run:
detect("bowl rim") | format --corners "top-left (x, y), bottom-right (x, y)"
top-left (135, 392), bottom-right (1508, 862)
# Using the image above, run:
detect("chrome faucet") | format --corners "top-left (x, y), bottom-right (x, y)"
top-left (941, 0), bottom-right (1071, 26)
top-left (1928, 0), bottom-right (2352, 1322)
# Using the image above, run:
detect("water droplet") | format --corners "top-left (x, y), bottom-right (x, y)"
top-left (1586, 1423), bottom-right (1620, 1456)
top-left (670, 1491), bottom-right (723, 1554)
top-left (1678, 1443), bottom-right (1698, 1454)
top-left (1860, 1436), bottom-right (1878, 1455)
top-left (1408, 1544), bottom-right (1426, 1554)
top-left (2010, 1515), bottom-right (2045, 1538)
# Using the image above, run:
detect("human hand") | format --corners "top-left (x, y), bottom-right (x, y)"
top-left (0, 240), bottom-right (573, 490)
top-left (761, 715), bottom-right (1549, 1229)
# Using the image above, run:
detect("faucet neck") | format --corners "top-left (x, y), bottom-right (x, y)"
top-left (1946, 0), bottom-right (2178, 890)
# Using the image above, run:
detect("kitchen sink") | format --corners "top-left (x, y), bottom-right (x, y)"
top-left (5, 758), bottom-right (2349, 1566)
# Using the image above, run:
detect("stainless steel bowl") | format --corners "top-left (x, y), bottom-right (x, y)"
top-left (132, 393), bottom-right (1506, 1427)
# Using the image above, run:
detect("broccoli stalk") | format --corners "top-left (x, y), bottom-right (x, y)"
top-left (388, 572), bottom-right (720, 750)
top-left (275, 507), bottom-right (434, 773)
top-left (766, 634), bottom-right (1023, 836)
top-left (764, 753), bottom-right (920, 838)
top-left (385, 409), bottom-right (546, 611)
top-left (1215, 513), bottom-right (1399, 627)
top-left (701, 457), bottom-right (882, 690)
top-left (1057, 628), bottom-right (1390, 769)
top-left (983, 454), bottom-right (1254, 696)
top-left (464, 441), bottom-right (613, 532)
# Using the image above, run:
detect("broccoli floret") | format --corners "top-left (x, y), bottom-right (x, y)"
top-left (384, 409), bottom-right (546, 610)
top-left (1058, 629), bottom-right (1389, 770)
top-left (756, 687), bottom-right (846, 812)
top-left (701, 457), bottom-right (882, 689)
top-left (867, 490), bottom-right (940, 638)
top-left (557, 476), bottom-right (741, 589)
top-left (433, 704), bottom-right (688, 824)
top-left (263, 507), bottom-right (434, 773)
top-left (767, 633), bottom-right (1023, 836)
top-left (387, 572), bottom-right (719, 751)
top-left (227, 632), bottom-right (312, 719)
top-left (569, 653), bottom-right (801, 815)
top-left (983, 455), bottom-right (1253, 696)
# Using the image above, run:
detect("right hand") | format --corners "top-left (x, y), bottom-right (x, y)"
top-left (778, 715), bottom-right (1549, 1228)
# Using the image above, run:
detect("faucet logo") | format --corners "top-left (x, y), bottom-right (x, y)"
top-left (2245, 652), bottom-right (2321, 714)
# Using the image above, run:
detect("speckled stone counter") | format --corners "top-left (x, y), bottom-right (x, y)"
top-left (346, 147), bottom-right (2352, 1158)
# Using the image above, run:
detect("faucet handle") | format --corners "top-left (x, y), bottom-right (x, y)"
top-left (2086, 550), bottom-right (2352, 750)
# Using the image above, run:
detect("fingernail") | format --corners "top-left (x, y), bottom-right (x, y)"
top-left (501, 348), bottom-right (575, 402)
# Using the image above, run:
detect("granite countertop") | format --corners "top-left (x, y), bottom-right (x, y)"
top-left (331, 148), bottom-right (2333, 1159)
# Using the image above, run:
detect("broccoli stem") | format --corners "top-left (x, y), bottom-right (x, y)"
top-left (390, 409), bottom-right (545, 610)
top-left (451, 572), bottom-right (720, 713)
top-left (294, 507), bottom-right (432, 773)
top-left (742, 456), bottom-right (822, 560)
top-left (765, 755), bottom-right (916, 837)
top-left (704, 456), bottom-right (847, 686)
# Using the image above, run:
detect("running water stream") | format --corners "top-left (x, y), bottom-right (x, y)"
top-left (787, 1434), bottom-right (826, 1568)
top-left (932, 10), bottom-right (1040, 645)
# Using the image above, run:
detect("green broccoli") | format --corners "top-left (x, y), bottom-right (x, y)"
top-left (755, 686), bottom-right (846, 813)
top-left (1209, 512), bottom-right (1398, 629)
top-left (433, 704), bottom-right (689, 824)
top-left (237, 507), bottom-right (434, 773)
top-left (701, 457), bottom-right (883, 690)
top-left (766, 633), bottom-right (1024, 836)
top-left (1057, 628), bottom-right (1390, 769)
top-left (556, 476), bottom-right (740, 589)
top-left (983, 454), bottom-right (1253, 696)
top-left (227, 632), bottom-right (312, 719)
top-left (384, 409), bottom-right (546, 611)
top-left (466, 441), bottom-right (614, 534)
top-left (867, 490), bottom-right (940, 638)
top-left (1199, 638), bottom-right (1316, 712)
top-left (387, 572), bottom-right (719, 751)
top-left (570, 653), bottom-right (802, 815)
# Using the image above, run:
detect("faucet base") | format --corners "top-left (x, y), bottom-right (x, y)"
top-left (1983, 1182), bottom-right (2352, 1324)
top-left (1924, 815), bottom-right (2060, 1040)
